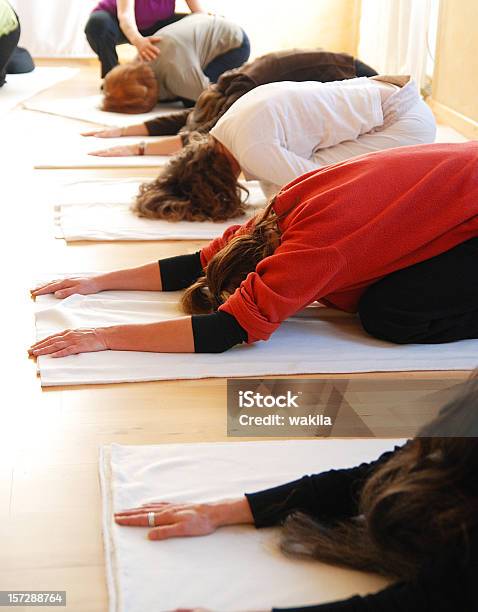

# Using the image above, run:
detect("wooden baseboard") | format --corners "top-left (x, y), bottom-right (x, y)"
top-left (34, 57), bottom-right (97, 66)
top-left (428, 98), bottom-right (478, 140)
top-left (34, 46), bottom-right (136, 66)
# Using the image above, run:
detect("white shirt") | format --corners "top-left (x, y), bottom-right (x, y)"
top-left (211, 77), bottom-right (434, 197)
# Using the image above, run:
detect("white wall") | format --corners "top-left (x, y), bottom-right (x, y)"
top-left (200, 0), bottom-right (360, 57)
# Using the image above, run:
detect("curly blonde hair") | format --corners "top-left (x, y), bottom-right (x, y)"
top-left (132, 133), bottom-right (247, 222)
top-left (102, 64), bottom-right (158, 114)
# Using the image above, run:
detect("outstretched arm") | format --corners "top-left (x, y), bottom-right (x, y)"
top-left (144, 110), bottom-right (191, 136)
top-left (30, 253), bottom-right (205, 299)
top-left (31, 262), bottom-right (164, 299)
top-left (246, 447), bottom-right (401, 527)
top-left (115, 497), bottom-right (254, 540)
top-left (81, 108), bottom-right (193, 138)
top-left (81, 124), bottom-right (149, 138)
top-left (113, 447), bottom-right (402, 538)
top-left (89, 135), bottom-right (183, 157)
top-left (29, 252), bottom-right (249, 356)
top-left (29, 316), bottom-right (195, 358)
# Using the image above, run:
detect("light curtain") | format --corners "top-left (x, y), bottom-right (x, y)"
top-left (9, 0), bottom-right (97, 57)
top-left (7, 0), bottom-right (359, 58)
top-left (358, 0), bottom-right (432, 87)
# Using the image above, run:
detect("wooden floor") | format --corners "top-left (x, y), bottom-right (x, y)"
top-left (0, 62), bottom-right (471, 611)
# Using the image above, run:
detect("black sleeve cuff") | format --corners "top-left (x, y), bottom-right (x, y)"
top-left (245, 448), bottom-right (403, 528)
top-left (178, 97), bottom-right (195, 108)
top-left (159, 252), bottom-right (203, 291)
top-left (192, 311), bottom-right (247, 353)
top-left (144, 109), bottom-right (191, 136)
top-left (245, 478), bottom-right (312, 528)
top-left (145, 119), bottom-right (161, 136)
top-left (144, 118), bottom-right (175, 136)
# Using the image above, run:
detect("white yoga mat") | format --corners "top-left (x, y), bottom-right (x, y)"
top-left (24, 93), bottom-right (183, 126)
top-left (100, 439), bottom-right (403, 612)
top-left (34, 137), bottom-right (169, 169)
top-left (34, 288), bottom-right (478, 386)
top-left (0, 67), bottom-right (78, 116)
top-left (53, 178), bottom-right (267, 241)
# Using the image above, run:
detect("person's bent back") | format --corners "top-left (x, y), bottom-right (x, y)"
top-left (132, 75), bottom-right (436, 222)
top-left (145, 48), bottom-right (377, 141)
top-left (102, 13), bottom-right (250, 113)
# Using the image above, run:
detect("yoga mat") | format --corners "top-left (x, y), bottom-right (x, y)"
top-left (24, 94), bottom-right (183, 126)
top-left (100, 439), bottom-right (403, 612)
top-left (34, 137), bottom-right (169, 169)
top-left (0, 67), bottom-right (78, 117)
top-left (33, 288), bottom-right (478, 386)
top-left (53, 178), bottom-right (267, 241)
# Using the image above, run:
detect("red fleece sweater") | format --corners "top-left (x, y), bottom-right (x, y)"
top-left (200, 142), bottom-right (478, 343)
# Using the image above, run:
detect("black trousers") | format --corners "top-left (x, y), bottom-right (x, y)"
top-left (358, 237), bottom-right (478, 344)
top-left (0, 22), bottom-right (20, 86)
top-left (84, 10), bottom-right (187, 78)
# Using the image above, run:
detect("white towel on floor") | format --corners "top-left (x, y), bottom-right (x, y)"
top-left (0, 67), bottom-right (78, 116)
top-left (53, 178), bottom-right (267, 241)
top-left (34, 288), bottom-right (478, 386)
top-left (34, 136), bottom-right (169, 169)
top-left (24, 93), bottom-right (183, 126)
top-left (100, 439), bottom-right (404, 612)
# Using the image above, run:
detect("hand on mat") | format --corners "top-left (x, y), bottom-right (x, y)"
top-left (81, 127), bottom-right (123, 138)
top-left (28, 328), bottom-right (108, 358)
top-left (115, 502), bottom-right (218, 540)
top-left (31, 277), bottom-right (103, 299)
top-left (115, 498), bottom-right (254, 540)
top-left (135, 35), bottom-right (161, 62)
top-left (89, 144), bottom-right (140, 157)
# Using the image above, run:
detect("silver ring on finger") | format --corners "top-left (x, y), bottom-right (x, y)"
top-left (147, 511), bottom-right (155, 527)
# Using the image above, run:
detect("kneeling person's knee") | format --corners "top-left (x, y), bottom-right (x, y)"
top-left (358, 285), bottom-right (414, 345)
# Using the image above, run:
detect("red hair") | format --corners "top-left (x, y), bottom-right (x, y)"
top-left (102, 63), bottom-right (158, 114)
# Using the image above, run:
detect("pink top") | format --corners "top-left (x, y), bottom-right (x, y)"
top-left (93, 0), bottom-right (176, 30)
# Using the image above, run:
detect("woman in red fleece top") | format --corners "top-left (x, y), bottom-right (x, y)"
top-left (29, 142), bottom-right (478, 358)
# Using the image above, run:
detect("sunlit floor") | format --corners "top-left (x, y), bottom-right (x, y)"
top-left (0, 61), bottom-right (470, 611)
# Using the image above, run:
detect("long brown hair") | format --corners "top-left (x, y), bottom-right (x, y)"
top-left (280, 378), bottom-right (478, 581)
top-left (132, 133), bottom-right (247, 222)
top-left (103, 64), bottom-right (158, 114)
top-left (181, 200), bottom-right (280, 313)
top-left (185, 85), bottom-right (227, 133)
top-left (184, 68), bottom-right (254, 134)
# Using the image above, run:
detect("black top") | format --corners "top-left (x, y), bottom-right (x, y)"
top-left (245, 447), bottom-right (478, 612)
top-left (159, 253), bottom-right (247, 352)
